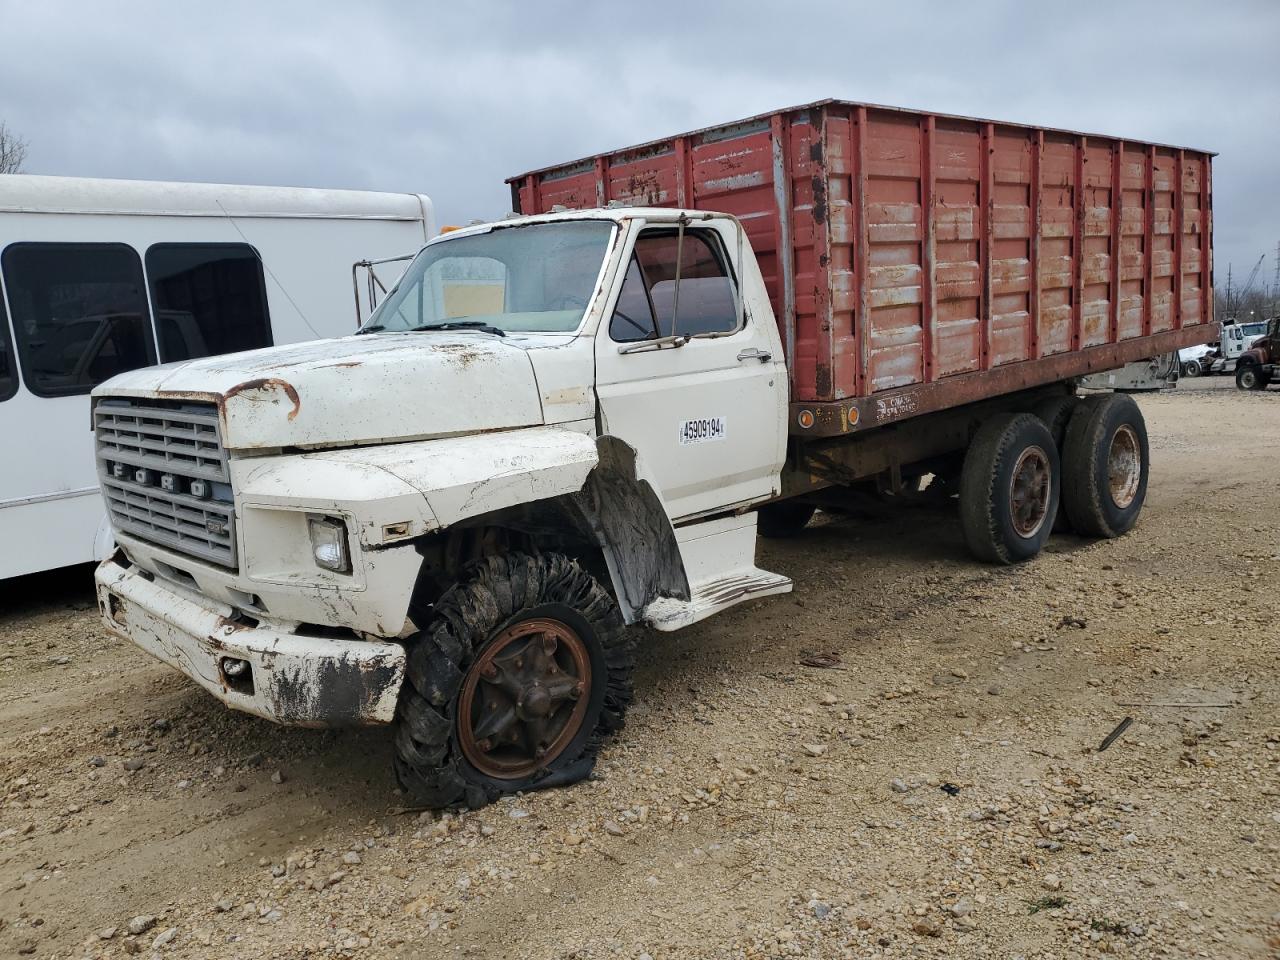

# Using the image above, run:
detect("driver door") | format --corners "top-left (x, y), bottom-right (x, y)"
top-left (593, 222), bottom-right (786, 522)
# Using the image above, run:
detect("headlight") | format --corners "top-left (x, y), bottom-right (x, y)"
top-left (307, 517), bottom-right (351, 573)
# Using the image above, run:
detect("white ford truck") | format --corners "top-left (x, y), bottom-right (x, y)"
top-left (92, 198), bottom-right (1186, 807)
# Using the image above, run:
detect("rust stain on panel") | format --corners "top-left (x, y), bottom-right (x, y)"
top-left (222, 378), bottom-right (302, 421)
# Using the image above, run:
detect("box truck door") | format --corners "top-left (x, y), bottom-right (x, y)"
top-left (594, 226), bottom-right (785, 521)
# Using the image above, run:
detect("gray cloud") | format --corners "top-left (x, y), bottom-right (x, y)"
top-left (1, 0), bottom-right (1276, 288)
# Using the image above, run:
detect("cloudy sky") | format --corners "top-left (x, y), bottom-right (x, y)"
top-left (2, 0), bottom-right (1276, 291)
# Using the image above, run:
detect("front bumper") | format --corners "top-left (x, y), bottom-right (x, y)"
top-left (95, 556), bottom-right (406, 726)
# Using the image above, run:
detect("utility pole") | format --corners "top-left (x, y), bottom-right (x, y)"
top-left (1273, 241), bottom-right (1280, 316)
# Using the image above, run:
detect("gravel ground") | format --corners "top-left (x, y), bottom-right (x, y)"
top-left (0, 376), bottom-right (1277, 960)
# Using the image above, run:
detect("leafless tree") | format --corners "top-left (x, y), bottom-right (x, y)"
top-left (0, 122), bottom-right (28, 174)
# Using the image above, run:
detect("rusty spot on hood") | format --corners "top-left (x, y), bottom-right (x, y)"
top-left (223, 378), bottom-right (301, 420)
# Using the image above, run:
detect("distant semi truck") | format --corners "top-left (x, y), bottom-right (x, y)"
top-left (0, 175), bottom-right (434, 579)
top-left (92, 101), bottom-right (1214, 808)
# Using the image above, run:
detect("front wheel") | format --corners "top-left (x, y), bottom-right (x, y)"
top-left (959, 413), bottom-right (1060, 565)
top-left (393, 553), bottom-right (632, 809)
top-left (1182, 360), bottom-right (1202, 378)
top-left (1236, 365), bottom-right (1268, 391)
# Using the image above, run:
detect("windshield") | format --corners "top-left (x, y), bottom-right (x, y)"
top-left (363, 220), bottom-right (614, 334)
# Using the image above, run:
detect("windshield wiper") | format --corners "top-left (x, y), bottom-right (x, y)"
top-left (356, 320), bottom-right (506, 337)
top-left (411, 320), bottom-right (506, 337)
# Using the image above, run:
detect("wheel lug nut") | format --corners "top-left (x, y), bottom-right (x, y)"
top-left (480, 662), bottom-right (497, 679)
top-left (570, 682), bottom-right (584, 700)
top-left (477, 738), bottom-right (492, 751)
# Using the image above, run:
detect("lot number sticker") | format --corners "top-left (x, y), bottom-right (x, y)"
top-left (679, 416), bottom-right (726, 444)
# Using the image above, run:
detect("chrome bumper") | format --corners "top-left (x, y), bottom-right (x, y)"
top-left (95, 556), bottom-right (406, 726)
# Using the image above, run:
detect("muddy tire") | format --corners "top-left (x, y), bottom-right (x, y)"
top-left (757, 501), bottom-right (816, 538)
top-left (1060, 394), bottom-right (1149, 538)
top-left (959, 413), bottom-right (1060, 565)
top-left (393, 553), bottom-right (631, 809)
top-left (1031, 394), bottom-right (1078, 533)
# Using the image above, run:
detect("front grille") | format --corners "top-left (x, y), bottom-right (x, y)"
top-left (95, 398), bottom-right (237, 569)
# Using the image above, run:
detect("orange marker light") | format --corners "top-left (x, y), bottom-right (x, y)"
top-left (797, 409), bottom-right (815, 429)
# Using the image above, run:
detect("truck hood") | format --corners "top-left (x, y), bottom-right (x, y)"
top-left (94, 333), bottom-right (546, 450)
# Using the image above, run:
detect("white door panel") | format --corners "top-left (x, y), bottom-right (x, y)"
top-left (597, 344), bottom-right (784, 517)
top-left (593, 220), bottom-right (786, 522)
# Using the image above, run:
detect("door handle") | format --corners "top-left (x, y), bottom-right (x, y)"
top-left (737, 347), bottom-right (772, 363)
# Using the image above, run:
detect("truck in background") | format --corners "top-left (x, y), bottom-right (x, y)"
top-left (90, 101), bottom-right (1214, 809)
top-left (1234, 315), bottom-right (1279, 390)
top-left (0, 175), bottom-right (434, 579)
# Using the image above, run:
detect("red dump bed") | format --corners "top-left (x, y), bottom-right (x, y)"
top-left (508, 100), bottom-right (1215, 435)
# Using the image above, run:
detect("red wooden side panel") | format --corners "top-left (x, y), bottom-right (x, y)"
top-left (823, 111), bottom-right (858, 399)
top-left (1117, 144), bottom-right (1147, 341)
top-left (1181, 154), bottom-right (1209, 326)
top-left (1038, 135), bottom-right (1076, 356)
top-left (933, 120), bottom-right (983, 378)
top-left (864, 111), bottom-right (925, 392)
top-left (1150, 148), bottom-right (1178, 333)
top-left (787, 115), bottom-right (821, 399)
top-left (1081, 139), bottom-right (1115, 348)
top-left (990, 128), bottom-right (1035, 367)
top-left (507, 100), bottom-right (1214, 407)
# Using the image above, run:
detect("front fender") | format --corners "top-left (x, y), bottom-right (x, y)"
top-left (302, 426), bottom-right (600, 532)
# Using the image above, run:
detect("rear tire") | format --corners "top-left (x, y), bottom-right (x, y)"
top-left (959, 413), bottom-right (1060, 565)
top-left (1030, 394), bottom-right (1079, 533)
top-left (1030, 394), bottom-right (1078, 450)
top-left (393, 553), bottom-right (632, 809)
top-left (1060, 394), bottom-right (1149, 538)
top-left (1182, 360), bottom-right (1202, 378)
top-left (757, 501), bottom-right (816, 538)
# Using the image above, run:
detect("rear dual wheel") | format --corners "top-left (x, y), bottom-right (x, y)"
top-left (959, 413), bottom-right (1060, 564)
top-left (1060, 394), bottom-right (1149, 538)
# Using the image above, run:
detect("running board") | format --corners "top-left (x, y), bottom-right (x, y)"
top-left (642, 512), bottom-right (792, 632)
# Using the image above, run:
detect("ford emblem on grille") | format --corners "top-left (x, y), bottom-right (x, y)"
top-left (206, 518), bottom-right (227, 536)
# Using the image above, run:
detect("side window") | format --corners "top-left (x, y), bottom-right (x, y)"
top-left (608, 256), bottom-right (658, 341)
top-left (608, 229), bottom-right (738, 343)
top-left (0, 281), bottom-right (16, 401)
top-left (2, 243), bottom-right (156, 398)
top-left (146, 244), bottom-right (271, 362)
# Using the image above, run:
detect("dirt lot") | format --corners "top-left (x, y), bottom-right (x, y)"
top-left (1, 377), bottom-right (1277, 960)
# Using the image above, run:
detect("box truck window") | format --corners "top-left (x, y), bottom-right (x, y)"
top-left (0, 286), bottom-right (16, 401)
top-left (610, 229), bottom-right (737, 342)
top-left (146, 243), bottom-right (272, 362)
top-left (0, 288), bottom-right (15, 404)
top-left (1, 242), bottom-right (156, 398)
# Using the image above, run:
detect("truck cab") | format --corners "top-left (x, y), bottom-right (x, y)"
top-left (93, 208), bottom-right (794, 806)
top-left (1235, 316), bottom-right (1279, 390)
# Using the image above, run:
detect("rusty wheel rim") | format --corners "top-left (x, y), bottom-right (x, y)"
top-left (457, 618), bottom-right (591, 780)
top-left (1009, 446), bottom-right (1051, 538)
top-left (1108, 425), bottom-right (1141, 509)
